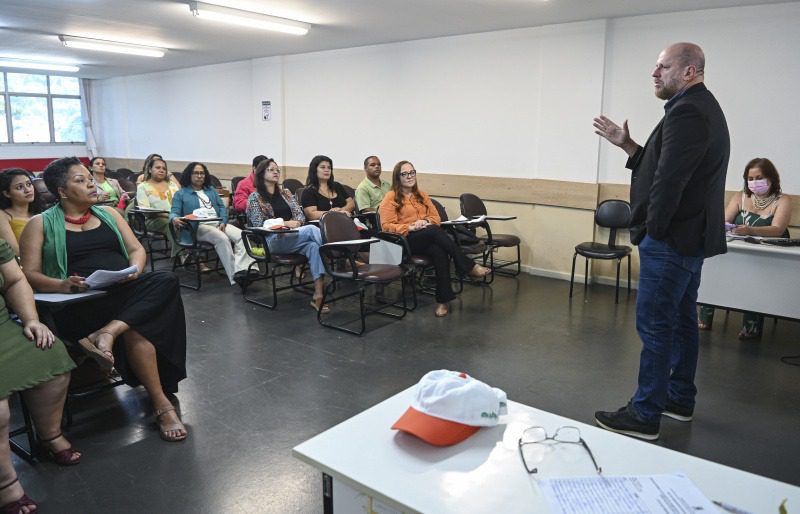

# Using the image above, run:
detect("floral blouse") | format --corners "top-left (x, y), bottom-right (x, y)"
top-left (246, 188), bottom-right (305, 227)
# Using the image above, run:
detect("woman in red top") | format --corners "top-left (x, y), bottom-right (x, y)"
top-left (379, 161), bottom-right (489, 317)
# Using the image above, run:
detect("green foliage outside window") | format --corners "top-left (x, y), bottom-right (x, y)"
top-left (1, 72), bottom-right (85, 144)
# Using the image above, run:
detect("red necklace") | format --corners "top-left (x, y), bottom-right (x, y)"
top-left (64, 210), bottom-right (92, 225)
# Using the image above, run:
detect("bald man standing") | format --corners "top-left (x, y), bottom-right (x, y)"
top-left (592, 42), bottom-right (729, 440)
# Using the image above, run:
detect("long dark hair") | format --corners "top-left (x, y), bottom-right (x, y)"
top-left (0, 168), bottom-right (44, 214)
top-left (179, 162), bottom-right (211, 188)
top-left (390, 160), bottom-right (424, 213)
top-left (306, 155), bottom-right (336, 191)
top-left (742, 157), bottom-right (781, 197)
top-left (255, 158), bottom-right (279, 200)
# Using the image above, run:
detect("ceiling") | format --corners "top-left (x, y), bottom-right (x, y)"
top-left (0, 0), bottom-right (788, 79)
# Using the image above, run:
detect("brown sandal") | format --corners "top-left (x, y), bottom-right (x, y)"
top-left (155, 406), bottom-right (188, 442)
top-left (77, 335), bottom-right (114, 373)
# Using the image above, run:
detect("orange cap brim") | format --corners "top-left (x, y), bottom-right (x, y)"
top-left (391, 406), bottom-right (479, 446)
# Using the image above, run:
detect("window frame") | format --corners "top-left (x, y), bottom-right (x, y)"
top-left (0, 72), bottom-right (85, 145)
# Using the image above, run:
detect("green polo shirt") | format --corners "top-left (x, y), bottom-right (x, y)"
top-left (355, 177), bottom-right (391, 211)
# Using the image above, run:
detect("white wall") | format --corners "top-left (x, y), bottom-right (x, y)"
top-left (598, 2), bottom-right (800, 192)
top-left (283, 20), bottom-right (605, 181)
top-left (0, 144), bottom-right (87, 159)
top-left (89, 2), bottom-right (800, 193)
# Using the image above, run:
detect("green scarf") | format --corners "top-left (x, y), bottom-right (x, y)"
top-left (41, 204), bottom-right (129, 279)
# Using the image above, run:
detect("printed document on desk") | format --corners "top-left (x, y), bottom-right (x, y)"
top-left (538, 473), bottom-right (717, 514)
top-left (85, 265), bottom-right (139, 289)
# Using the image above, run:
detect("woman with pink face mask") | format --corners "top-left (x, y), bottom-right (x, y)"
top-left (699, 157), bottom-right (792, 338)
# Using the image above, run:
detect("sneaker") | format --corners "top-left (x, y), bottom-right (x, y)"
top-left (662, 400), bottom-right (694, 422)
top-left (594, 404), bottom-right (660, 440)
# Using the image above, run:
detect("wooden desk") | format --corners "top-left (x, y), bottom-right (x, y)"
top-left (698, 239), bottom-right (800, 319)
top-left (293, 387), bottom-right (799, 514)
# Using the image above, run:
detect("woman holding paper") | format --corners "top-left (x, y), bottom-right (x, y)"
top-left (379, 161), bottom-right (490, 317)
top-left (20, 157), bottom-right (189, 442)
top-left (699, 158), bottom-right (792, 339)
top-left (246, 158), bottom-right (328, 312)
top-left (169, 162), bottom-right (254, 286)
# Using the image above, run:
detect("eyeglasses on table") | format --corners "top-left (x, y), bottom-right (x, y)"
top-left (518, 425), bottom-right (602, 474)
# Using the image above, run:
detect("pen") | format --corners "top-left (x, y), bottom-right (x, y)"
top-left (713, 500), bottom-right (754, 514)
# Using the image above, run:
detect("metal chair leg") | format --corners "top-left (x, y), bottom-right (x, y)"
top-left (569, 252), bottom-right (577, 298)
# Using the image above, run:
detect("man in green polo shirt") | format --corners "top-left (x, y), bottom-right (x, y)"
top-left (355, 155), bottom-right (390, 213)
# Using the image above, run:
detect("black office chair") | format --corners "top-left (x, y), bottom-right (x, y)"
top-left (168, 221), bottom-right (222, 290)
top-left (318, 211), bottom-right (408, 335)
top-left (32, 178), bottom-right (57, 209)
top-left (569, 199), bottom-right (632, 304)
top-left (128, 209), bottom-right (171, 271)
top-left (239, 229), bottom-right (313, 308)
top-left (283, 178), bottom-right (303, 194)
top-left (459, 193), bottom-right (521, 277)
top-left (229, 176), bottom-right (247, 228)
top-left (116, 167), bottom-right (137, 183)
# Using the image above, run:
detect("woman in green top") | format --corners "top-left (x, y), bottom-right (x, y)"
top-left (698, 158), bottom-right (792, 339)
top-left (90, 157), bottom-right (129, 212)
top-left (0, 239), bottom-right (81, 513)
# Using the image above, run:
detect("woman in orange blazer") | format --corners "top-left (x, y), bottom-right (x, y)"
top-left (379, 160), bottom-right (490, 317)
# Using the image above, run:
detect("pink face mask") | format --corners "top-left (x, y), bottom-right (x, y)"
top-left (749, 179), bottom-right (770, 195)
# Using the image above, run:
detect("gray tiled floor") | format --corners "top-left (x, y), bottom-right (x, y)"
top-left (11, 269), bottom-right (800, 512)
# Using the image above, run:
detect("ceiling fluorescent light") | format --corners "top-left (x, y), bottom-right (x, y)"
top-left (59, 35), bottom-right (165, 58)
top-left (189, 1), bottom-right (310, 36)
top-left (0, 58), bottom-right (80, 73)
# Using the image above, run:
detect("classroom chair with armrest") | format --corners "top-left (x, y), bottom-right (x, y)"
top-left (128, 209), bottom-right (171, 272)
top-left (459, 193), bottom-right (521, 277)
top-left (569, 199), bottom-right (632, 304)
top-left (168, 221), bottom-right (223, 290)
top-left (239, 229), bottom-right (313, 308)
top-left (318, 211), bottom-right (408, 335)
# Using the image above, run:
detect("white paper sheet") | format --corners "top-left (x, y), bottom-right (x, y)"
top-left (538, 474), bottom-right (717, 514)
top-left (85, 265), bottom-right (139, 289)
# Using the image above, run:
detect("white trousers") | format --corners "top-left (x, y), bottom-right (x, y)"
top-left (196, 224), bottom-right (254, 285)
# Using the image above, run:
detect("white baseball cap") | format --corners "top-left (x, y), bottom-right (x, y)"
top-left (392, 370), bottom-right (508, 446)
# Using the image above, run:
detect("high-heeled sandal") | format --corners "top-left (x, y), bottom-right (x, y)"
top-left (155, 406), bottom-right (188, 442)
top-left (0, 477), bottom-right (38, 514)
top-left (38, 433), bottom-right (81, 466)
top-left (77, 332), bottom-right (114, 373)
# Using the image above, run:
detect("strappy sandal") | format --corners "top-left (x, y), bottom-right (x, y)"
top-left (155, 406), bottom-right (188, 442)
top-left (38, 433), bottom-right (81, 466)
top-left (310, 298), bottom-right (331, 314)
top-left (0, 477), bottom-right (37, 514)
top-left (77, 335), bottom-right (114, 373)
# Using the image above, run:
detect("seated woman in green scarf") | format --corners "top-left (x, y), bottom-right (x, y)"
top-left (20, 157), bottom-right (190, 442)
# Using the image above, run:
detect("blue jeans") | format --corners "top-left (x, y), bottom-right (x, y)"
top-left (266, 225), bottom-right (325, 280)
top-left (631, 235), bottom-right (704, 422)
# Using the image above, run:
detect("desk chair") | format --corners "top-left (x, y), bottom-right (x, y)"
top-left (459, 193), bottom-right (521, 277)
top-left (168, 221), bottom-right (223, 290)
top-left (283, 178), bottom-right (303, 194)
top-left (9, 393), bottom-right (36, 462)
top-left (569, 199), bottom-right (632, 304)
top-left (128, 209), bottom-right (171, 271)
top-left (31, 178), bottom-right (57, 209)
top-left (239, 229), bottom-right (313, 308)
top-left (431, 198), bottom-right (487, 288)
top-left (229, 176), bottom-right (248, 228)
top-left (318, 212), bottom-right (408, 335)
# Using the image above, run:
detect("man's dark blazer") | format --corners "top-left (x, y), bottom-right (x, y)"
top-left (626, 83), bottom-right (730, 258)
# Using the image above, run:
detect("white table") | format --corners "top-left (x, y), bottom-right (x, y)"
top-left (698, 239), bottom-right (800, 319)
top-left (293, 387), bottom-right (799, 514)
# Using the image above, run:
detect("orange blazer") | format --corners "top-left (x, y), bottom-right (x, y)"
top-left (379, 190), bottom-right (441, 236)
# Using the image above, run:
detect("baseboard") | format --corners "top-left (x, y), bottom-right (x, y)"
top-left (519, 264), bottom-right (639, 290)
